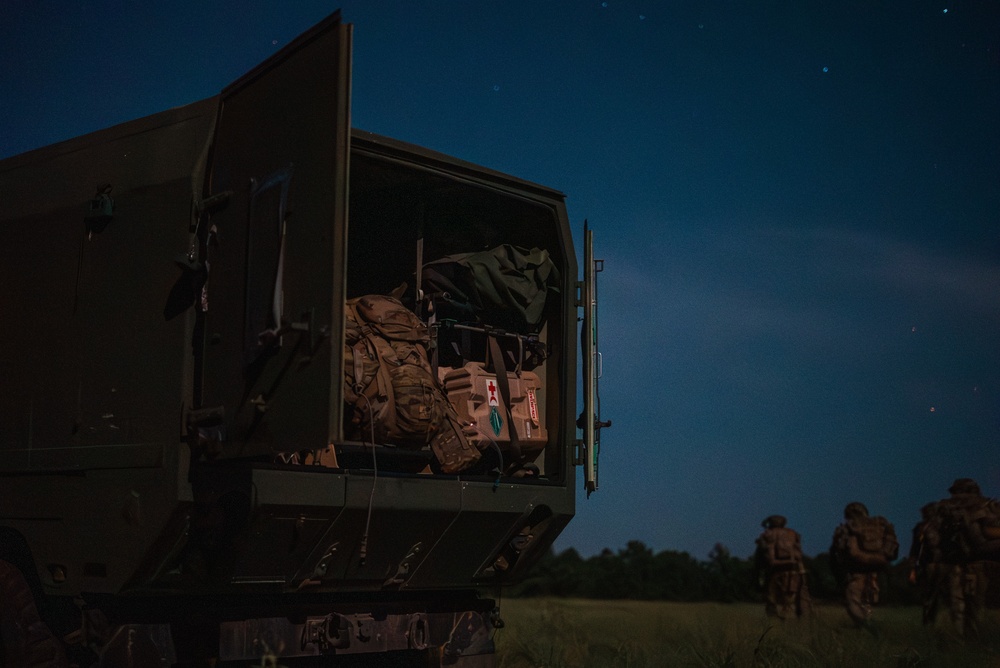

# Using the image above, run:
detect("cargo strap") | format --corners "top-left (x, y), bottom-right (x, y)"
top-left (487, 334), bottom-right (521, 460)
top-left (348, 323), bottom-right (393, 433)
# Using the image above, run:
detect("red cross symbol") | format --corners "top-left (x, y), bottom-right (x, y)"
top-left (487, 380), bottom-right (498, 406)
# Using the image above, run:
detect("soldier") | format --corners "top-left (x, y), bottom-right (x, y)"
top-left (934, 478), bottom-right (1000, 637)
top-left (754, 515), bottom-right (812, 619)
top-left (908, 501), bottom-right (946, 626)
top-left (830, 502), bottom-right (899, 628)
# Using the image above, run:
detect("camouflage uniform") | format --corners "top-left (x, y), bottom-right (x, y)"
top-left (934, 478), bottom-right (1000, 637)
top-left (908, 501), bottom-right (946, 626)
top-left (841, 571), bottom-right (879, 626)
top-left (830, 502), bottom-right (898, 628)
top-left (754, 515), bottom-right (812, 620)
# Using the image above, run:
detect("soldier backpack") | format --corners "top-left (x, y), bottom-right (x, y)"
top-left (937, 496), bottom-right (1000, 562)
top-left (913, 510), bottom-right (944, 567)
top-left (759, 527), bottom-right (802, 569)
top-left (343, 295), bottom-right (481, 473)
top-left (842, 515), bottom-right (899, 570)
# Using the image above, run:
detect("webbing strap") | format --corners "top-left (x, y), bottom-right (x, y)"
top-left (488, 335), bottom-right (521, 460)
top-left (351, 340), bottom-right (366, 392)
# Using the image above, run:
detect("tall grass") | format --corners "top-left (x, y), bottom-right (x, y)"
top-left (494, 599), bottom-right (1000, 667)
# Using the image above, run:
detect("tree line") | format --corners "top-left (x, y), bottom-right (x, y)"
top-left (508, 541), bottom-right (937, 605)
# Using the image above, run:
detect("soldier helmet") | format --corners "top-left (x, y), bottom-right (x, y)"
top-left (948, 478), bottom-right (981, 495)
top-left (844, 502), bottom-right (869, 520)
top-left (761, 515), bottom-right (787, 529)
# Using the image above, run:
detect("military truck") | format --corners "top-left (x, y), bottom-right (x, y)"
top-left (0, 11), bottom-right (607, 667)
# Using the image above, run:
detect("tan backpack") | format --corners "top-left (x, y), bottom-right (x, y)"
top-left (759, 527), bottom-right (802, 569)
top-left (843, 516), bottom-right (899, 569)
top-left (343, 295), bottom-right (480, 473)
top-left (937, 496), bottom-right (1000, 562)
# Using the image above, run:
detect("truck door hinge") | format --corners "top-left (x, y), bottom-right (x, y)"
top-left (573, 440), bottom-right (585, 466)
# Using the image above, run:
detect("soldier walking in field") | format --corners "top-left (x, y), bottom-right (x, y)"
top-left (754, 515), bottom-right (812, 620)
top-left (830, 502), bottom-right (899, 629)
top-left (908, 501), bottom-right (947, 626)
top-left (933, 478), bottom-right (1000, 638)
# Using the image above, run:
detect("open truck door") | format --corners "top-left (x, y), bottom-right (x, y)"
top-left (197, 12), bottom-right (352, 455)
top-left (581, 222), bottom-right (610, 496)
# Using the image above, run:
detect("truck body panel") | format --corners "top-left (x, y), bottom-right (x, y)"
top-left (0, 10), bottom-right (596, 665)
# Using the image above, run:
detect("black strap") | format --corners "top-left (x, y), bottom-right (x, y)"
top-left (461, 326), bottom-right (473, 364)
top-left (488, 334), bottom-right (521, 460)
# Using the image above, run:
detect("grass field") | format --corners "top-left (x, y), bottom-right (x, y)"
top-left (492, 599), bottom-right (1000, 667)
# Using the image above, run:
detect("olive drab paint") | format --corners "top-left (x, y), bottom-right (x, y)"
top-left (0, 10), bottom-right (608, 665)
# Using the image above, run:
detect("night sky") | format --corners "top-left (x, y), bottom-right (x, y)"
top-left (2, 1), bottom-right (998, 560)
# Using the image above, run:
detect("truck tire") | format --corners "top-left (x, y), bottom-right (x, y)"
top-left (0, 559), bottom-right (69, 668)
